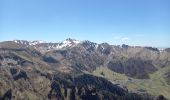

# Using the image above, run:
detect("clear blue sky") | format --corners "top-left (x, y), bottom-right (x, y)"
top-left (0, 0), bottom-right (170, 47)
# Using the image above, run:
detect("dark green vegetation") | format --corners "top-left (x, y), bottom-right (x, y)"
top-left (93, 66), bottom-right (170, 99)
top-left (164, 72), bottom-right (170, 85)
top-left (0, 40), bottom-right (170, 100)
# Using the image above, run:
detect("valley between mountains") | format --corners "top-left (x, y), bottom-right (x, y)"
top-left (0, 39), bottom-right (170, 100)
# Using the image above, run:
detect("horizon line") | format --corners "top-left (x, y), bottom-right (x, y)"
top-left (0, 38), bottom-right (169, 49)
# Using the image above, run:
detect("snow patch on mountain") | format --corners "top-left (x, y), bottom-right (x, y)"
top-left (30, 40), bottom-right (46, 45)
top-left (13, 40), bottom-right (46, 46)
top-left (13, 39), bottom-right (81, 52)
top-left (56, 38), bottom-right (81, 49)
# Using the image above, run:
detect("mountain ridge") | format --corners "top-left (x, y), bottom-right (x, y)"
top-left (0, 38), bottom-right (170, 99)
top-left (0, 39), bottom-right (167, 53)
top-left (6, 38), bottom-right (168, 49)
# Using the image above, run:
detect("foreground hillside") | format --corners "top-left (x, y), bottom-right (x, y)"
top-left (93, 66), bottom-right (170, 99)
top-left (0, 39), bottom-right (169, 100)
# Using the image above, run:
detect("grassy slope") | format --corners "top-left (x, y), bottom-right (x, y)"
top-left (92, 66), bottom-right (170, 99)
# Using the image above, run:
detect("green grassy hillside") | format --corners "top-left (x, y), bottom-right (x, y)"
top-left (92, 66), bottom-right (170, 99)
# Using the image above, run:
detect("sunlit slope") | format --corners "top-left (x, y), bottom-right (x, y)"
top-left (92, 66), bottom-right (170, 99)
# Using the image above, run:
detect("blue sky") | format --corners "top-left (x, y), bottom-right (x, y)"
top-left (0, 0), bottom-right (170, 47)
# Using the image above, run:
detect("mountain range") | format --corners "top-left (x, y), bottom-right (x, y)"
top-left (0, 38), bottom-right (170, 100)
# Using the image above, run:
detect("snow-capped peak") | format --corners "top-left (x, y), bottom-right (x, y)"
top-left (29, 40), bottom-right (46, 45)
top-left (12, 39), bottom-right (81, 52)
top-left (64, 38), bottom-right (80, 44)
top-left (13, 40), bottom-right (29, 45)
top-left (13, 40), bottom-right (46, 46)
top-left (57, 38), bottom-right (81, 49)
